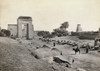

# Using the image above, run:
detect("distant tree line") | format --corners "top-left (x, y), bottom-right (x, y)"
top-left (37, 31), bottom-right (51, 38)
top-left (37, 21), bottom-right (69, 38)
top-left (0, 29), bottom-right (11, 37)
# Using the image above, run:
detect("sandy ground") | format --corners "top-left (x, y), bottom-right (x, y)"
top-left (0, 36), bottom-right (100, 71)
top-left (0, 37), bottom-right (74, 71)
top-left (54, 44), bottom-right (100, 71)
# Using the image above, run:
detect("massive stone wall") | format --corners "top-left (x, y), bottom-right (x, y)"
top-left (71, 31), bottom-right (100, 40)
top-left (8, 24), bottom-right (17, 37)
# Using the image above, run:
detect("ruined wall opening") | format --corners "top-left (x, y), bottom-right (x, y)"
top-left (17, 16), bottom-right (33, 40)
top-left (21, 24), bottom-right (29, 39)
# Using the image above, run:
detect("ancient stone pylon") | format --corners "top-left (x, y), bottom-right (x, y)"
top-left (0, 26), bottom-right (1, 32)
top-left (76, 24), bottom-right (82, 32)
top-left (17, 16), bottom-right (34, 40)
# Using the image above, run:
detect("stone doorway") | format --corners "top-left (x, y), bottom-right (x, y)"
top-left (22, 24), bottom-right (29, 40)
top-left (17, 16), bottom-right (34, 40)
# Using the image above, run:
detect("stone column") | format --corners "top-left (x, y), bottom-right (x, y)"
top-left (17, 19), bottom-right (22, 38)
top-left (28, 20), bottom-right (33, 39)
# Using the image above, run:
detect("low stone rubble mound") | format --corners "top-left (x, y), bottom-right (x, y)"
top-left (53, 57), bottom-right (71, 68)
top-left (51, 48), bottom-right (62, 55)
top-left (51, 48), bottom-right (60, 52)
top-left (42, 45), bottom-right (51, 49)
top-left (76, 67), bottom-right (86, 71)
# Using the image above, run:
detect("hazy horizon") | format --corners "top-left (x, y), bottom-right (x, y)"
top-left (0, 0), bottom-right (100, 32)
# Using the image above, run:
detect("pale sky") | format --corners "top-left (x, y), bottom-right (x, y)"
top-left (0, 0), bottom-right (100, 32)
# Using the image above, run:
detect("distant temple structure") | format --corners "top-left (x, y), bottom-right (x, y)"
top-left (98, 27), bottom-right (100, 33)
top-left (8, 16), bottom-right (34, 40)
top-left (8, 24), bottom-right (17, 37)
top-left (71, 24), bottom-right (100, 40)
top-left (76, 24), bottom-right (82, 32)
top-left (0, 26), bottom-right (1, 32)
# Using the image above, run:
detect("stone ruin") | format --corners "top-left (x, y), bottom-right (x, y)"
top-left (98, 27), bottom-right (100, 33)
top-left (0, 26), bottom-right (1, 32)
top-left (8, 16), bottom-right (34, 40)
top-left (17, 16), bottom-right (34, 39)
top-left (76, 24), bottom-right (82, 32)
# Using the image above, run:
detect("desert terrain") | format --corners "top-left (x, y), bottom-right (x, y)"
top-left (0, 36), bottom-right (100, 71)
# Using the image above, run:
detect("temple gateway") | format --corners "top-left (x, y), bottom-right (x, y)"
top-left (8, 16), bottom-right (34, 40)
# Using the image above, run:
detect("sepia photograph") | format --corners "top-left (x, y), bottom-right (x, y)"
top-left (0, 0), bottom-right (100, 71)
